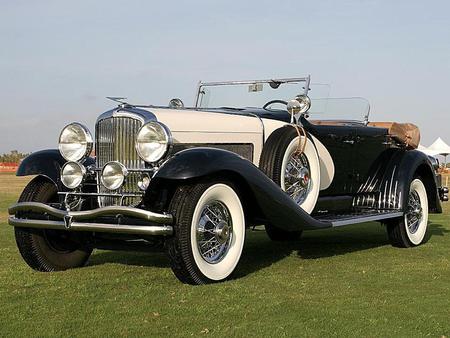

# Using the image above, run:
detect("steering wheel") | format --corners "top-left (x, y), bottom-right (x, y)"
top-left (263, 99), bottom-right (287, 110)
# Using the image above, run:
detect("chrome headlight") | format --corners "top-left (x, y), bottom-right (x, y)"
top-left (58, 123), bottom-right (93, 162)
top-left (101, 161), bottom-right (128, 190)
top-left (136, 122), bottom-right (171, 163)
top-left (61, 161), bottom-right (86, 189)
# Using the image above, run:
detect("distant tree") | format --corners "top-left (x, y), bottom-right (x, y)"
top-left (0, 150), bottom-right (29, 163)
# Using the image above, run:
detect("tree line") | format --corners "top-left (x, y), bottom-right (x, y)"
top-left (0, 150), bottom-right (29, 163)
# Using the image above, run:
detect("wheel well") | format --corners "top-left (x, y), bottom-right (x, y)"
top-left (213, 170), bottom-right (264, 227)
top-left (27, 175), bottom-right (57, 189)
top-left (415, 164), bottom-right (440, 213)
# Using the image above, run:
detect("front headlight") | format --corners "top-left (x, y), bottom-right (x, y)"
top-left (136, 122), bottom-right (171, 163)
top-left (58, 123), bottom-right (93, 162)
top-left (61, 161), bottom-right (86, 189)
top-left (101, 161), bottom-right (128, 190)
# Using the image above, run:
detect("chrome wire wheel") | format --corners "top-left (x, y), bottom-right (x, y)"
top-left (196, 201), bottom-right (233, 264)
top-left (284, 152), bottom-right (311, 205)
top-left (403, 178), bottom-right (428, 246)
top-left (405, 190), bottom-right (422, 234)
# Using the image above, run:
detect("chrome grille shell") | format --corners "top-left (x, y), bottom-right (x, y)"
top-left (95, 109), bottom-right (154, 207)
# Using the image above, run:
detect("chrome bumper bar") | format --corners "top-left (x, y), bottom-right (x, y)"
top-left (8, 202), bottom-right (173, 236)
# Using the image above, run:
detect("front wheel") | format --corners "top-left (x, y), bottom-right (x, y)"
top-left (14, 177), bottom-right (92, 271)
top-left (165, 182), bottom-right (246, 284)
top-left (387, 178), bottom-right (429, 247)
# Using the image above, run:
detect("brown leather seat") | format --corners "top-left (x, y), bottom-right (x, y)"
top-left (368, 122), bottom-right (420, 149)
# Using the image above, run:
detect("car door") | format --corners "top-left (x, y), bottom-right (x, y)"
top-left (351, 125), bottom-right (389, 192)
top-left (306, 123), bottom-right (359, 195)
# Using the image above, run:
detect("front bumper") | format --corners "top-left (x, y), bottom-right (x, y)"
top-left (8, 202), bottom-right (174, 236)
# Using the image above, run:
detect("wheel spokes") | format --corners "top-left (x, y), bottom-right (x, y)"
top-left (196, 201), bottom-right (233, 264)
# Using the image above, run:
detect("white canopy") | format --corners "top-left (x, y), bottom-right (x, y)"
top-left (428, 137), bottom-right (450, 156)
top-left (418, 144), bottom-right (440, 157)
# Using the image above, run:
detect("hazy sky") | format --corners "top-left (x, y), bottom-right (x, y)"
top-left (1, 0), bottom-right (449, 153)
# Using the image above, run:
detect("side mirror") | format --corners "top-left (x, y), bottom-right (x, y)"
top-left (287, 95), bottom-right (311, 123)
top-left (169, 98), bottom-right (184, 109)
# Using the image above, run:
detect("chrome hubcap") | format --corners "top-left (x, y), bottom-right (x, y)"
top-left (284, 153), bottom-right (311, 205)
top-left (196, 201), bottom-right (233, 264)
top-left (406, 190), bottom-right (422, 234)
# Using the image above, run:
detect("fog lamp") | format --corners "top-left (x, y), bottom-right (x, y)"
top-left (61, 161), bottom-right (86, 189)
top-left (101, 161), bottom-right (128, 190)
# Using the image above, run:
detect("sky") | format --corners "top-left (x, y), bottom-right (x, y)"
top-left (1, 0), bottom-right (450, 153)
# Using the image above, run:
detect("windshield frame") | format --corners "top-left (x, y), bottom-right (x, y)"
top-left (194, 76), bottom-right (311, 108)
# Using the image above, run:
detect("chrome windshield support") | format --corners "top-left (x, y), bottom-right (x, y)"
top-left (195, 76), bottom-right (311, 107)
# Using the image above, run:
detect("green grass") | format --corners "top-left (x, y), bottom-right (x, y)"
top-left (1, 172), bottom-right (450, 337)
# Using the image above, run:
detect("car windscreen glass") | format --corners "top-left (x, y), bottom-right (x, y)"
top-left (306, 97), bottom-right (370, 123)
top-left (197, 80), bottom-right (309, 109)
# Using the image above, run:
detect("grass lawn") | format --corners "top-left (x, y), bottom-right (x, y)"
top-left (1, 172), bottom-right (449, 337)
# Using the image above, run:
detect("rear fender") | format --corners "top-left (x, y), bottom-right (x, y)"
top-left (396, 150), bottom-right (442, 213)
top-left (355, 149), bottom-right (441, 213)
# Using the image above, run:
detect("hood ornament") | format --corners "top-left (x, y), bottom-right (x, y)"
top-left (106, 97), bottom-right (131, 108)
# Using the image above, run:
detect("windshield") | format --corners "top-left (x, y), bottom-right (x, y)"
top-left (196, 77), bottom-right (310, 109)
top-left (307, 97), bottom-right (370, 123)
top-left (195, 77), bottom-right (370, 122)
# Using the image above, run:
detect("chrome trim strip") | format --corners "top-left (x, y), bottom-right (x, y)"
top-left (57, 192), bottom-right (144, 198)
top-left (332, 212), bottom-right (403, 227)
top-left (8, 202), bottom-right (173, 224)
top-left (8, 217), bottom-right (173, 236)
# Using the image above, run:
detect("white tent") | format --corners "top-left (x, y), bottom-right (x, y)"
top-left (417, 144), bottom-right (440, 157)
top-left (428, 137), bottom-right (450, 166)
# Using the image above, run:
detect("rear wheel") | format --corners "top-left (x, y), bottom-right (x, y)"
top-left (387, 178), bottom-right (429, 247)
top-left (14, 177), bottom-right (92, 271)
top-left (165, 182), bottom-right (245, 284)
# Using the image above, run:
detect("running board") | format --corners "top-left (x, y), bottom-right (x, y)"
top-left (315, 211), bottom-right (403, 228)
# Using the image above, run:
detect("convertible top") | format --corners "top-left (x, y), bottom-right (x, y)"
top-left (368, 122), bottom-right (420, 149)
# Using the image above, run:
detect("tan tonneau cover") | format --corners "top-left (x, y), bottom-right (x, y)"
top-left (368, 122), bottom-right (420, 149)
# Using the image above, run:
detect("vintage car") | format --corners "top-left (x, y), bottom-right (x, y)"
top-left (8, 76), bottom-right (448, 284)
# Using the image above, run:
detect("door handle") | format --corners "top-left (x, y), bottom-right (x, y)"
top-left (343, 140), bottom-right (355, 145)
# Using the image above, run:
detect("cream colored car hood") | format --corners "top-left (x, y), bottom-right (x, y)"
top-left (149, 108), bottom-right (262, 134)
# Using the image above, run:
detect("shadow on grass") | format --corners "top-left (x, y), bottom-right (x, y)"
top-left (423, 221), bottom-right (449, 243)
top-left (234, 225), bottom-right (389, 278)
top-left (89, 250), bottom-right (169, 269)
top-left (87, 221), bottom-right (449, 279)
top-left (427, 222), bottom-right (449, 237)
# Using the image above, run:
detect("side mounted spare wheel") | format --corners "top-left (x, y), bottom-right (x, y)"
top-left (260, 125), bottom-right (321, 241)
top-left (165, 181), bottom-right (245, 284)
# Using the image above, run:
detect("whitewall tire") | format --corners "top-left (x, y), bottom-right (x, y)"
top-left (387, 178), bottom-right (429, 247)
top-left (280, 136), bottom-right (321, 214)
top-left (166, 182), bottom-right (245, 284)
top-left (259, 125), bottom-right (320, 241)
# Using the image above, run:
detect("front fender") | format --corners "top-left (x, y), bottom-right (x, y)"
top-left (150, 148), bottom-right (331, 231)
top-left (17, 149), bottom-right (95, 189)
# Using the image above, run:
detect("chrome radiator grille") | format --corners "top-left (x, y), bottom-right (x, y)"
top-left (96, 116), bottom-right (145, 207)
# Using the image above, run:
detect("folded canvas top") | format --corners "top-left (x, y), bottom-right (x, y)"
top-left (368, 122), bottom-right (420, 149)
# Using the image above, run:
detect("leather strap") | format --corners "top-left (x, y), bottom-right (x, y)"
top-left (292, 125), bottom-right (307, 157)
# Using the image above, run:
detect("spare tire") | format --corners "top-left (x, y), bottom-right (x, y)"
top-left (259, 125), bottom-right (321, 240)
